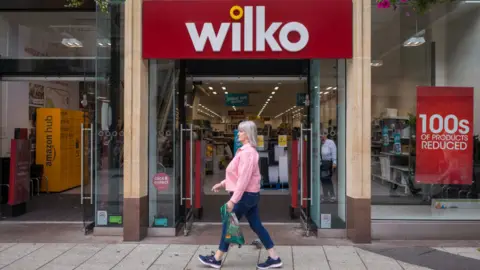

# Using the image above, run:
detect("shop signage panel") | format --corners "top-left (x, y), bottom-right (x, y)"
top-left (228, 110), bottom-right (244, 116)
top-left (257, 135), bottom-right (265, 148)
top-left (143, 0), bottom-right (352, 59)
top-left (97, 210), bottom-right (108, 226)
top-left (35, 109), bottom-right (83, 192)
top-left (8, 139), bottom-right (31, 206)
top-left (230, 115), bottom-right (246, 121)
top-left (225, 93), bottom-right (249, 106)
top-left (278, 135), bottom-right (287, 148)
top-left (415, 86), bottom-right (474, 185)
top-left (109, 215), bottom-right (123, 225)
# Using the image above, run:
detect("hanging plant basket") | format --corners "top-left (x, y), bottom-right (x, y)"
top-left (65, 0), bottom-right (110, 13)
top-left (376, 0), bottom-right (456, 14)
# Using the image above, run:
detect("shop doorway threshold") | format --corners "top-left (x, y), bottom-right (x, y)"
top-left (0, 221), bottom-right (83, 224)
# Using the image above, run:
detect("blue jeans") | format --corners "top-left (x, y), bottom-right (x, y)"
top-left (219, 192), bottom-right (274, 252)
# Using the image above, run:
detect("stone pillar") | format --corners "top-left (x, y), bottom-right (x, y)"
top-left (346, 0), bottom-right (372, 243)
top-left (123, 0), bottom-right (149, 241)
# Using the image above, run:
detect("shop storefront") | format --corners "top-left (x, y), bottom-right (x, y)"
top-left (119, 0), bottom-right (368, 242)
top-left (0, 0), bottom-right (124, 233)
top-left (3, 0), bottom-right (479, 243)
top-left (119, 0), bottom-right (480, 242)
top-left (142, 0), bottom-right (352, 238)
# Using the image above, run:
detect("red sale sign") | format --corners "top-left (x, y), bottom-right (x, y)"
top-left (416, 86), bottom-right (474, 185)
top-left (142, 0), bottom-right (352, 59)
top-left (153, 173), bottom-right (170, 191)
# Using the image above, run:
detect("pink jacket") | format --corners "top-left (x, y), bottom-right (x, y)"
top-left (220, 143), bottom-right (261, 203)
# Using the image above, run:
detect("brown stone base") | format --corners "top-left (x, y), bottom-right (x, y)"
top-left (347, 196), bottom-right (371, 243)
top-left (123, 195), bottom-right (148, 241)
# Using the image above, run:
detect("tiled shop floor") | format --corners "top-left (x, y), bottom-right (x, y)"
top-left (0, 243), bottom-right (479, 269)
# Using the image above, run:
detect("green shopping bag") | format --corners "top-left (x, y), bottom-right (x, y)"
top-left (220, 203), bottom-right (245, 247)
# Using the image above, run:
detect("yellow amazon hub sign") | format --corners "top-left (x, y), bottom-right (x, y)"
top-left (36, 108), bottom-right (85, 192)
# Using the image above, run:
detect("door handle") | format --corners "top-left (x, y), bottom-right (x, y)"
top-left (89, 123), bottom-right (93, 204)
top-left (81, 123), bottom-right (93, 204)
top-left (180, 124), bottom-right (184, 206)
top-left (189, 124), bottom-right (193, 204)
top-left (300, 125), bottom-right (312, 203)
top-left (300, 126), bottom-right (303, 203)
top-left (309, 124), bottom-right (313, 205)
top-left (180, 124), bottom-right (193, 206)
top-left (81, 123), bottom-right (84, 205)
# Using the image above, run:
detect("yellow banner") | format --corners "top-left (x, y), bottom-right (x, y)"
top-left (257, 135), bottom-right (264, 148)
top-left (278, 135), bottom-right (287, 147)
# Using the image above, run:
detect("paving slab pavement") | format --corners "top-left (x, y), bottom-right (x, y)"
top-left (0, 243), bottom-right (479, 269)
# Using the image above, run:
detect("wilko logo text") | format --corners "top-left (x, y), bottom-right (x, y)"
top-left (186, 6), bottom-right (309, 53)
top-left (143, 0), bottom-right (353, 59)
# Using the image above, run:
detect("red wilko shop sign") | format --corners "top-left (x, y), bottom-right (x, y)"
top-left (142, 0), bottom-right (352, 59)
top-left (415, 86), bottom-right (474, 185)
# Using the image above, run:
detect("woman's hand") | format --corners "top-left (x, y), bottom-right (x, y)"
top-left (226, 201), bottom-right (235, 212)
top-left (211, 183), bottom-right (223, 192)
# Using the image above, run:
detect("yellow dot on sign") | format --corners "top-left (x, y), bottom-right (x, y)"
top-left (230, 5), bottom-right (243, 20)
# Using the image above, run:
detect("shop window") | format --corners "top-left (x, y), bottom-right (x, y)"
top-left (94, 3), bottom-right (125, 227)
top-left (0, 4), bottom-right (123, 226)
top-left (310, 59), bottom-right (347, 229)
top-left (148, 60), bottom-right (179, 228)
top-left (0, 12), bottom-right (97, 59)
top-left (371, 3), bottom-right (480, 220)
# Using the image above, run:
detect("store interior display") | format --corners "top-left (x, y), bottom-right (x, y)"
top-left (371, 109), bottom-right (480, 205)
top-left (153, 76), bottom-right (341, 224)
top-left (0, 77), bottom-right (121, 221)
top-left (371, 114), bottom-right (422, 201)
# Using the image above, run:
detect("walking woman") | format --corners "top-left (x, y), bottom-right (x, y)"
top-left (199, 121), bottom-right (282, 269)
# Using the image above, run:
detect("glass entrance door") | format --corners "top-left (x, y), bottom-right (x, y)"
top-left (80, 81), bottom-right (95, 233)
top-left (303, 59), bottom-right (347, 231)
top-left (299, 59), bottom-right (322, 236)
top-left (177, 61), bottom-right (196, 236)
top-left (308, 60), bottom-right (322, 228)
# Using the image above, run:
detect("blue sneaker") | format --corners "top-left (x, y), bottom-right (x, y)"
top-left (198, 252), bottom-right (222, 269)
top-left (257, 256), bottom-right (283, 269)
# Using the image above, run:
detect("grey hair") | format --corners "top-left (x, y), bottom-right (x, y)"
top-left (238, 121), bottom-right (257, 147)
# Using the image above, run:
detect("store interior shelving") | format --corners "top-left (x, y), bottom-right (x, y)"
top-left (371, 114), bottom-right (422, 199)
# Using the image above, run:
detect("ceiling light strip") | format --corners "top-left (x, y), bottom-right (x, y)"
top-left (258, 84), bottom-right (280, 117)
top-left (275, 106), bottom-right (303, 119)
top-left (198, 104), bottom-right (222, 118)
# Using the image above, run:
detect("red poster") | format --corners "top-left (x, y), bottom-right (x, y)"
top-left (152, 172), bottom-right (170, 191)
top-left (416, 86), bottom-right (474, 185)
top-left (142, 0), bottom-right (352, 59)
top-left (8, 139), bottom-right (31, 205)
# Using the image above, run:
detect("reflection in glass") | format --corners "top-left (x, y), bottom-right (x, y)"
top-left (94, 3), bottom-right (124, 227)
top-left (313, 59), bottom-right (347, 229)
top-left (0, 12), bottom-right (99, 58)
